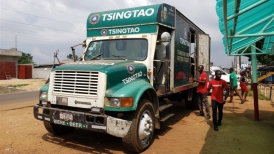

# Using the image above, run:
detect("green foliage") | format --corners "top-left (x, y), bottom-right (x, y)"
top-left (247, 87), bottom-right (269, 100)
top-left (15, 84), bottom-right (29, 87)
top-left (18, 52), bottom-right (35, 64)
top-left (67, 54), bottom-right (73, 59)
top-left (67, 54), bottom-right (79, 60)
top-left (244, 54), bottom-right (274, 66)
top-left (242, 39), bottom-right (274, 66)
top-left (256, 55), bottom-right (274, 66)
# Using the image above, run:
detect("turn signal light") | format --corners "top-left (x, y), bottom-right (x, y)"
top-left (120, 97), bottom-right (133, 107)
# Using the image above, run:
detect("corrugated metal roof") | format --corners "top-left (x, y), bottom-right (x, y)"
top-left (216, 0), bottom-right (274, 55)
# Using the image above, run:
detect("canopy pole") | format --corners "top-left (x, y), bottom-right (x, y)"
top-left (251, 43), bottom-right (259, 121)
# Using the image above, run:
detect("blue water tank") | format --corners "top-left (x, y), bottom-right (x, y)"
top-left (265, 75), bottom-right (273, 82)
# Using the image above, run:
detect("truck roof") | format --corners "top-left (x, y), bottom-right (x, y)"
top-left (86, 3), bottom-right (207, 37)
top-left (87, 3), bottom-right (175, 29)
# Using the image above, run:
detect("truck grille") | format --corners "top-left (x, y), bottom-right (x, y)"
top-left (53, 71), bottom-right (99, 96)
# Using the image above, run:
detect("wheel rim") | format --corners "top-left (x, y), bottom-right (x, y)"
top-left (138, 110), bottom-right (153, 143)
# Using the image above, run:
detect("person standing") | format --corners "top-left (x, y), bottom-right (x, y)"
top-left (240, 71), bottom-right (249, 102)
top-left (228, 68), bottom-right (244, 103)
top-left (206, 70), bottom-right (229, 131)
top-left (193, 65), bottom-right (210, 119)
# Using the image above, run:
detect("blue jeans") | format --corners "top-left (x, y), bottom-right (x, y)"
top-left (197, 93), bottom-right (210, 116)
top-left (211, 100), bottom-right (224, 127)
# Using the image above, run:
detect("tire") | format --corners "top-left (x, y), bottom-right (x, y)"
top-left (167, 93), bottom-right (183, 102)
top-left (185, 98), bottom-right (192, 109)
top-left (43, 121), bottom-right (75, 136)
top-left (192, 91), bottom-right (199, 110)
top-left (122, 99), bottom-right (155, 153)
top-left (176, 93), bottom-right (183, 102)
top-left (167, 94), bottom-right (177, 102)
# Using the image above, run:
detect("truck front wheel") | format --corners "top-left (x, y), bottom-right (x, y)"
top-left (122, 99), bottom-right (155, 153)
top-left (43, 121), bottom-right (75, 135)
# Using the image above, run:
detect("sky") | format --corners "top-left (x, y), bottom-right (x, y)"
top-left (0, 0), bottom-right (248, 67)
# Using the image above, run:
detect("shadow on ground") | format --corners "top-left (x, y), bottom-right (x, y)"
top-left (200, 108), bottom-right (274, 154)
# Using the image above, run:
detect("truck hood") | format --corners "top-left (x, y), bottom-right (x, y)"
top-left (53, 60), bottom-right (128, 72)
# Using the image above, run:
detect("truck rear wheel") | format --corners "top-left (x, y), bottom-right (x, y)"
top-left (167, 93), bottom-right (183, 102)
top-left (192, 91), bottom-right (199, 110)
top-left (122, 99), bottom-right (155, 153)
top-left (185, 98), bottom-right (193, 109)
top-left (43, 121), bottom-right (75, 135)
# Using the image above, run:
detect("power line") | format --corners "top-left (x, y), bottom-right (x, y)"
top-left (0, 33), bottom-right (83, 44)
top-left (19, 0), bottom-right (85, 19)
top-left (1, 40), bottom-right (72, 46)
top-left (64, 0), bottom-right (91, 10)
top-left (0, 7), bottom-right (84, 28)
top-left (0, 19), bottom-right (84, 35)
top-left (0, 29), bottom-right (84, 40)
top-left (0, 26), bottom-right (84, 38)
top-left (1, 41), bottom-right (75, 48)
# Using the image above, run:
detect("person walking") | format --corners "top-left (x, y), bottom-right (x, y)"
top-left (193, 65), bottom-right (210, 119)
top-left (240, 70), bottom-right (249, 102)
top-left (206, 70), bottom-right (229, 131)
top-left (228, 68), bottom-right (244, 104)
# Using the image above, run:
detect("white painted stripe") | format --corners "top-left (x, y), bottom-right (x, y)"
top-left (92, 125), bottom-right (106, 130)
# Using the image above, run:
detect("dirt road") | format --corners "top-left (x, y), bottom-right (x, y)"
top-left (1, 95), bottom-right (274, 154)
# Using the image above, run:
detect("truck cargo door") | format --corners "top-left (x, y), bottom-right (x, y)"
top-left (197, 34), bottom-right (210, 74)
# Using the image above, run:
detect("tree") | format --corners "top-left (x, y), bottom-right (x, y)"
top-left (67, 54), bottom-right (78, 60)
top-left (256, 55), bottom-right (274, 66)
top-left (241, 39), bottom-right (274, 66)
top-left (18, 52), bottom-right (36, 65)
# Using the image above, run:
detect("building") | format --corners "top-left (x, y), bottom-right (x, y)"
top-left (0, 48), bottom-right (22, 80)
top-left (32, 59), bottom-right (74, 79)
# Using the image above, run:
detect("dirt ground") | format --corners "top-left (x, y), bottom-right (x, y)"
top-left (0, 79), bottom-right (274, 154)
top-left (0, 78), bottom-right (47, 94)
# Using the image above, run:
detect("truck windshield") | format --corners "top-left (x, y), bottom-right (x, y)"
top-left (84, 39), bottom-right (148, 61)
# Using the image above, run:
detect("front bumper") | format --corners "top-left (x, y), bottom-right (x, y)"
top-left (33, 104), bottom-right (132, 138)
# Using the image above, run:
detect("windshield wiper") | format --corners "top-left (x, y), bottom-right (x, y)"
top-left (89, 53), bottom-right (103, 60)
top-left (112, 55), bottom-right (127, 60)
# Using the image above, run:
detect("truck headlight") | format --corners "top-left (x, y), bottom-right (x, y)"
top-left (40, 92), bottom-right (48, 100)
top-left (110, 98), bottom-right (120, 107)
top-left (108, 97), bottom-right (133, 107)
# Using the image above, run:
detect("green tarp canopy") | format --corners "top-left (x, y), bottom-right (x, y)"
top-left (216, 0), bottom-right (274, 56)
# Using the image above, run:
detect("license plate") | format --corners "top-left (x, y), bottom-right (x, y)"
top-left (60, 112), bottom-right (73, 121)
top-left (62, 97), bottom-right (68, 103)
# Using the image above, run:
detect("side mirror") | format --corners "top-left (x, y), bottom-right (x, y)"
top-left (160, 32), bottom-right (171, 46)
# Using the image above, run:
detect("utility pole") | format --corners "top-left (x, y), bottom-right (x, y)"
top-left (239, 56), bottom-right (241, 71)
top-left (15, 35), bottom-right (17, 50)
top-left (234, 56), bottom-right (237, 70)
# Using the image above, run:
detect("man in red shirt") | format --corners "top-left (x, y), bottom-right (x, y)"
top-left (206, 70), bottom-right (229, 131)
top-left (193, 65), bottom-right (210, 119)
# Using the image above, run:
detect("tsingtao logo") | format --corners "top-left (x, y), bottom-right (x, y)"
top-left (101, 29), bottom-right (108, 36)
top-left (127, 65), bottom-right (135, 74)
top-left (184, 27), bottom-right (187, 39)
top-left (90, 14), bottom-right (100, 25)
top-left (169, 6), bottom-right (174, 12)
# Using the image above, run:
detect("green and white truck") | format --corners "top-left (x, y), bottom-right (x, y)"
top-left (34, 3), bottom-right (210, 153)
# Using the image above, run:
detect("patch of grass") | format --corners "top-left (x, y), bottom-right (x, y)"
top-left (247, 88), bottom-right (269, 100)
top-left (15, 84), bottom-right (29, 87)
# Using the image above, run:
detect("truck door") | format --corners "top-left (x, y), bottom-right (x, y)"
top-left (197, 34), bottom-right (210, 76)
